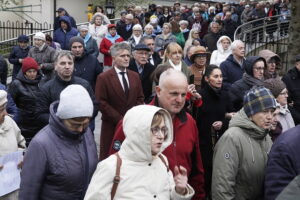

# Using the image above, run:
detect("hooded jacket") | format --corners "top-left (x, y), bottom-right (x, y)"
top-left (229, 56), bottom-right (265, 111)
top-left (53, 16), bottom-right (79, 50)
top-left (258, 49), bottom-right (281, 79)
top-left (19, 102), bottom-right (98, 200)
top-left (210, 36), bottom-right (232, 66)
top-left (8, 45), bottom-right (30, 80)
top-left (84, 105), bottom-right (194, 200)
top-left (54, 8), bottom-right (77, 30)
top-left (212, 109), bottom-right (273, 200)
top-left (9, 70), bottom-right (42, 139)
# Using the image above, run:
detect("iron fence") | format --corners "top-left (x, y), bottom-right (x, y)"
top-left (234, 14), bottom-right (291, 74)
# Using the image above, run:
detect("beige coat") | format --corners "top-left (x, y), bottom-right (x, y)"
top-left (84, 105), bottom-right (194, 200)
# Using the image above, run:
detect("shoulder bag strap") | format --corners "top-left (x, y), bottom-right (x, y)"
top-left (111, 152), bottom-right (122, 200)
top-left (158, 154), bottom-right (169, 172)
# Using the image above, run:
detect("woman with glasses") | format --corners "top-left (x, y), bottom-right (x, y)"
top-left (84, 105), bottom-right (195, 200)
top-left (229, 56), bottom-right (267, 112)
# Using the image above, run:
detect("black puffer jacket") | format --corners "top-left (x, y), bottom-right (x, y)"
top-left (9, 71), bottom-right (42, 139)
top-left (282, 67), bottom-right (300, 125)
top-left (229, 56), bottom-right (265, 111)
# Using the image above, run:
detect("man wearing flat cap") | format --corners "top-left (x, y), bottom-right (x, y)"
top-left (129, 43), bottom-right (155, 103)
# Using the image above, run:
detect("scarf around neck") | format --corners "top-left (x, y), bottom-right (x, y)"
top-left (105, 33), bottom-right (121, 44)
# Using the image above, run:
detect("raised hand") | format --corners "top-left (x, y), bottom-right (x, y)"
top-left (174, 165), bottom-right (188, 195)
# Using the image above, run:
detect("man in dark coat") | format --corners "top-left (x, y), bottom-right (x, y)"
top-left (95, 42), bottom-right (144, 160)
top-left (129, 44), bottom-right (155, 103)
top-left (53, 16), bottom-right (78, 50)
top-left (117, 13), bottom-right (134, 41)
top-left (220, 40), bottom-right (246, 90)
top-left (187, 11), bottom-right (208, 39)
top-left (8, 35), bottom-right (30, 80)
top-left (203, 22), bottom-right (221, 53)
top-left (222, 11), bottom-right (238, 41)
top-left (0, 54), bottom-right (8, 86)
top-left (70, 36), bottom-right (103, 91)
top-left (282, 55), bottom-right (300, 125)
top-left (54, 7), bottom-right (77, 30)
top-left (19, 85), bottom-right (97, 200)
top-left (140, 36), bottom-right (162, 68)
top-left (35, 51), bottom-right (98, 130)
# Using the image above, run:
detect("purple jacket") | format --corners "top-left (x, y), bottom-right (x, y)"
top-left (19, 101), bottom-right (98, 200)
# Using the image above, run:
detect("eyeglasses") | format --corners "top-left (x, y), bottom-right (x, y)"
top-left (253, 67), bottom-right (264, 72)
top-left (151, 126), bottom-right (168, 137)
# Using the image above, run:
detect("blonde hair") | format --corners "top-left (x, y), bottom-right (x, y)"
top-left (151, 111), bottom-right (164, 128)
top-left (163, 42), bottom-right (183, 63)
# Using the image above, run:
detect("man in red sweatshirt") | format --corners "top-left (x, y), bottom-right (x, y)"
top-left (109, 69), bottom-right (205, 200)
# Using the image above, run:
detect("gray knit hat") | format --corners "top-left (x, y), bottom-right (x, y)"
top-left (56, 84), bottom-right (93, 119)
top-left (243, 86), bottom-right (277, 117)
top-left (263, 78), bottom-right (286, 98)
top-left (69, 36), bottom-right (84, 48)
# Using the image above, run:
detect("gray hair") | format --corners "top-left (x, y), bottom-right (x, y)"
top-left (144, 23), bottom-right (153, 30)
top-left (158, 68), bottom-right (187, 89)
top-left (163, 22), bottom-right (172, 30)
top-left (110, 42), bottom-right (131, 57)
top-left (140, 35), bottom-right (154, 44)
top-left (179, 20), bottom-right (189, 26)
top-left (209, 21), bottom-right (219, 29)
top-left (54, 50), bottom-right (74, 66)
top-left (231, 40), bottom-right (245, 50)
top-left (90, 12), bottom-right (104, 25)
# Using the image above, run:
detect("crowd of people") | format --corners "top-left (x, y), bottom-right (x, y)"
top-left (0, 0), bottom-right (299, 200)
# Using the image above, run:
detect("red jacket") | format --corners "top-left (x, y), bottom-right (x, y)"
top-left (99, 36), bottom-right (124, 66)
top-left (109, 97), bottom-right (206, 200)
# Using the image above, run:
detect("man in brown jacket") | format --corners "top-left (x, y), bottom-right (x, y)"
top-left (95, 42), bottom-right (144, 160)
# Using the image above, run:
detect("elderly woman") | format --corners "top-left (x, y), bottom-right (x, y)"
top-left (88, 12), bottom-right (108, 64)
top-left (100, 24), bottom-right (124, 71)
top-left (179, 20), bottom-right (190, 40)
top-left (143, 24), bottom-right (156, 39)
top-left (84, 105), bottom-right (195, 199)
top-left (163, 42), bottom-right (190, 79)
top-left (212, 86), bottom-right (276, 200)
top-left (128, 24), bottom-right (143, 50)
top-left (264, 78), bottom-right (295, 132)
top-left (19, 85), bottom-right (98, 200)
top-left (9, 57), bottom-right (42, 146)
top-left (229, 56), bottom-right (266, 112)
top-left (210, 36), bottom-right (232, 67)
top-left (0, 90), bottom-right (26, 200)
top-left (78, 25), bottom-right (99, 58)
top-left (154, 23), bottom-right (176, 52)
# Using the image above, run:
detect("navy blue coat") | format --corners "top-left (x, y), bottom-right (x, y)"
top-left (220, 54), bottom-right (245, 90)
top-left (74, 52), bottom-right (103, 91)
top-left (19, 102), bottom-right (98, 200)
top-left (53, 16), bottom-right (78, 50)
top-left (264, 125), bottom-right (300, 200)
top-left (54, 8), bottom-right (77, 30)
top-left (8, 45), bottom-right (30, 80)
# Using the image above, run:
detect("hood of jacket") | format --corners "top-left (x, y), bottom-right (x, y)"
top-left (59, 15), bottom-right (72, 31)
top-left (216, 35), bottom-right (232, 53)
top-left (244, 56), bottom-right (267, 76)
top-left (119, 105), bottom-right (173, 163)
top-left (258, 49), bottom-right (281, 63)
top-left (229, 109), bottom-right (269, 139)
top-left (49, 101), bottom-right (88, 141)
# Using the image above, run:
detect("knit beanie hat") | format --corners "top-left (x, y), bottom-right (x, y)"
top-left (78, 24), bottom-right (89, 31)
top-left (263, 78), bottom-right (286, 98)
top-left (33, 32), bottom-right (46, 41)
top-left (56, 84), bottom-right (93, 119)
top-left (243, 86), bottom-right (277, 117)
top-left (69, 36), bottom-right (84, 48)
top-left (17, 35), bottom-right (29, 43)
top-left (22, 57), bottom-right (39, 73)
top-left (0, 90), bottom-right (8, 107)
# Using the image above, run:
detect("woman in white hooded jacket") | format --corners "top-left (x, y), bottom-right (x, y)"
top-left (210, 35), bottom-right (232, 67)
top-left (84, 105), bottom-right (195, 200)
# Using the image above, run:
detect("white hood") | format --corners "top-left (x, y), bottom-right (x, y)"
top-left (119, 105), bottom-right (173, 163)
top-left (216, 35), bottom-right (232, 53)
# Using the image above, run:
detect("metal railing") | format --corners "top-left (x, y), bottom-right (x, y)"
top-left (234, 14), bottom-right (290, 73)
top-left (0, 18), bottom-right (119, 58)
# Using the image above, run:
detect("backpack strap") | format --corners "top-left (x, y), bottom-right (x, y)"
top-left (158, 154), bottom-right (169, 172)
top-left (111, 152), bottom-right (122, 200)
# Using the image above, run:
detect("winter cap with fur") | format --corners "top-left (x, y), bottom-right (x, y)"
top-left (0, 90), bottom-right (8, 107)
top-left (56, 84), bottom-right (93, 119)
top-left (33, 32), bottom-right (46, 41)
top-left (263, 78), bottom-right (286, 98)
top-left (22, 57), bottom-right (39, 73)
top-left (243, 86), bottom-right (277, 117)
